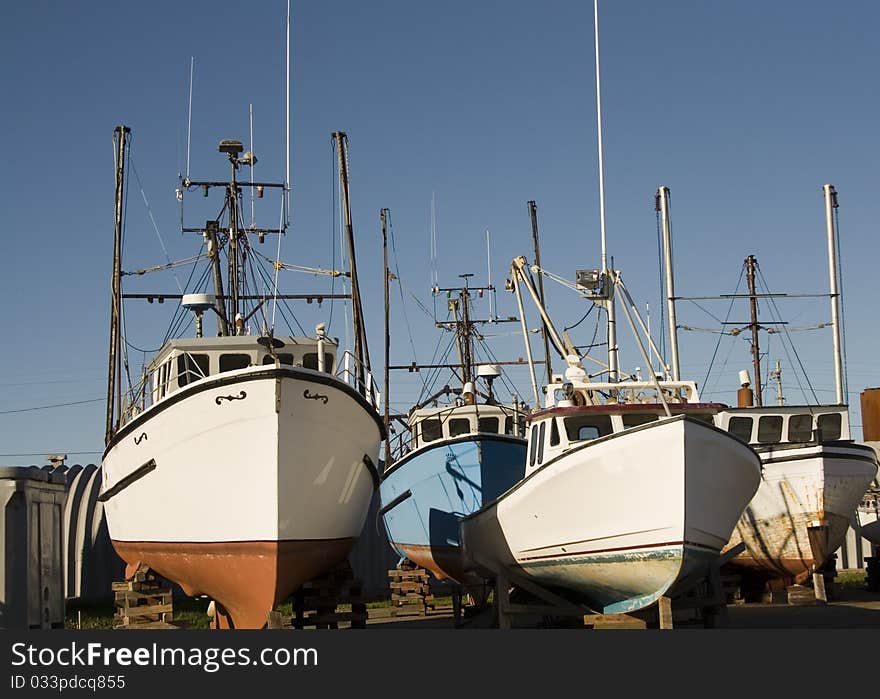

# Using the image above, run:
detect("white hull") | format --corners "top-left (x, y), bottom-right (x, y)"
top-left (723, 442), bottom-right (878, 582)
top-left (102, 365), bottom-right (382, 544)
top-left (461, 416), bottom-right (761, 613)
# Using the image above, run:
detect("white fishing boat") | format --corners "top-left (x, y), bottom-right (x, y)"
top-left (460, 258), bottom-right (762, 614)
top-left (100, 127), bottom-right (383, 629)
top-left (662, 185), bottom-right (879, 594)
top-left (715, 404), bottom-right (878, 587)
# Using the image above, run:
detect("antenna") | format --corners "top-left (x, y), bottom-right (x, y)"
top-left (249, 103), bottom-right (255, 228)
top-left (186, 56), bottom-right (194, 180)
top-left (285, 0), bottom-right (291, 229)
top-left (592, 0), bottom-right (618, 381)
top-left (430, 191), bottom-right (438, 290)
top-left (593, 0), bottom-right (607, 272)
top-left (486, 229), bottom-right (493, 320)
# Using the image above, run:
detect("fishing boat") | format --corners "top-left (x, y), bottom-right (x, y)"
top-left (459, 257), bottom-right (762, 615)
top-left (99, 127), bottom-right (384, 629)
top-left (715, 401), bottom-right (877, 589)
top-left (379, 274), bottom-right (529, 596)
top-left (663, 184), bottom-right (879, 594)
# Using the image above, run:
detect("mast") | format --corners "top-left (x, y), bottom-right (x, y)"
top-left (106, 125), bottom-right (130, 445)
top-left (745, 254), bottom-right (763, 407)
top-left (460, 276), bottom-right (474, 385)
top-left (528, 201), bottom-right (553, 382)
top-left (381, 208), bottom-right (391, 467)
top-left (592, 0), bottom-right (618, 383)
top-left (823, 184), bottom-right (845, 405)
top-left (332, 132), bottom-right (370, 394)
top-left (657, 186), bottom-right (680, 380)
top-left (225, 147), bottom-right (241, 328)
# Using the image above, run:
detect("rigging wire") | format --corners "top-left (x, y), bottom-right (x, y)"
top-left (388, 213), bottom-right (429, 397)
top-left (0, 398), bottom-right (105, 415)
top-left (756, 267), bottom-right (818, 404)
top-left (128, 156), bottom-right (184, 293)
top-left (701, 266), bottom-right (744, 392)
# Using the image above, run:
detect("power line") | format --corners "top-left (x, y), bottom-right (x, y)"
top-left (0, 398), bottom-right (104, 415)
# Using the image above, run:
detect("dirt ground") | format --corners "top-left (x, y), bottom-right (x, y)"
top-left (365, 585), bottom-right (880, 629)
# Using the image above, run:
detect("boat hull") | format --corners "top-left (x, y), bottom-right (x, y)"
top-left (101, 367), bottom-right (383, 628)
top-left (380, 435), bottom-right (527, 586)
top-left (722, 442), bottom-right (878, 587)
top-left (461, 416), bottom-right (761, 614)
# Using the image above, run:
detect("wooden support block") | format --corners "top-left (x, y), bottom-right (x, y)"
top-left (812, 572), bottom-right (828, 604)
top-left (658, 596), bottom-right (673, 630)
top-left (583, 613), bottom-right (647, 630)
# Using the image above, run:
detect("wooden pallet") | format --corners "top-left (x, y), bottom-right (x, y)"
top-left (267, 562), bottom-right (367, 630)
top-left (113, 570), bottom-right (174, 629)
top-left (388, 562), bottom-right (435, 616)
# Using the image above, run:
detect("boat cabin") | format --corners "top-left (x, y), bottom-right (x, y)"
top-left (715, 405), bottom-right (850, 445)
top-left (407, 403), bottom-right (526, 450)
top-left (524, 402), bottom-right (721, 474)
top-left (136, 335), bottom-right (337, 413)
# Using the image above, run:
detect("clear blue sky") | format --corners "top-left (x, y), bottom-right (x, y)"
top-left (2, 0), bottom-right (878, 466)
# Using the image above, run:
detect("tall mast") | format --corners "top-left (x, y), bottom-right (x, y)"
top-left (106, 125), bottom-right (130, 445)
top-left (592, 0), bottom-right (618, 382)
top-left (528, 201), bottom-right (553, 382)
top-left (381, 208), bottom-right (391, 467)
top-left (823, 184), bottom-right (845, 405)
top-left (226, 149), bottom-right (241, 327)
top-left (745, 254), bottom-right (763, 407)
top-left (657, 186), bottom-right (680, 380)
top-left (332, 131), bottom-right (370, 394)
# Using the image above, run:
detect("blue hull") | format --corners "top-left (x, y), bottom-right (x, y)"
top-left (380, 435), bottom-right (526, 583)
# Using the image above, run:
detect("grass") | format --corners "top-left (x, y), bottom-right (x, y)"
top-left (66, 597), bottom-right (213, 630)
top-left (835, 569), bottom-right (868, 588)
top-left (64, 594), bottom-right (455, 629)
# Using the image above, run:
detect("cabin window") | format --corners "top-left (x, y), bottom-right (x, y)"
top-left (757, 415), bottom-right (783, 443)
top-left (303, 352), bottom-right (334, 371)
top-left (478, 417), bottom-right (499, 434)
top-left (788, 414), bottom-right (813, 442)
top-left (622, 413), bottom-right (659, 429)
top-left (550, 418), bottom-right (560, 446)
top-left (177, 353), bottom-right (209, 387)
top-left (219, 354), bottom-right (251, 372)
top-left (156, 358), bottom-right (173, 399)
top-left (564, 414), bottom-right (613, 442)
top-left (537, 422), bottom-right (546, 464)
top-left (421, 419), bottom-right (443, 443)
top-left (529, 425), bottom-right (539, 466)
top-left (729, 417), bottom-right (753, 442)
top-left (449, 418), bottom-right (471, 437)
top-left (262, 353), bottom-right (295, 366)
top-left (817, 413), bottom-right (842, 441)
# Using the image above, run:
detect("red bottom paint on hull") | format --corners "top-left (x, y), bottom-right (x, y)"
top-left (113, 538), bottom-right (354, 629)
top-left (397, 543), bottom-right (490, 605)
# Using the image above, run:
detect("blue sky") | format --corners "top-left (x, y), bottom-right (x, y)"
top-left (1, 0), bottom-right (878, 465)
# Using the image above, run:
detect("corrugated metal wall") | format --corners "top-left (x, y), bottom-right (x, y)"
top-left (42, 464), bottom-right (125, 600)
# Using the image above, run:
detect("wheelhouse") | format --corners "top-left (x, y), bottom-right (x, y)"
top-left (406, 403), bottom-right (527, 451)
top-left (126, 335), bottom-right (338, 421)
top-left (524, 403), bottom-right (723, 474)
top-left (715, 406), bottom-right (851, 445)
